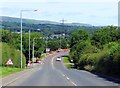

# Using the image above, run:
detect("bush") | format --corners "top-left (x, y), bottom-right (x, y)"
top-left (78, 42), bottom-right (120, 78)
top-left (1, 42), bottom-right (26, 68)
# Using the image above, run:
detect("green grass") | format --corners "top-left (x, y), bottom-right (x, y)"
top-left (63, 57), bottom-right (75, 69)
top-left (0, 66), bottom-right (24, 78)
top-left (63, 57), bottom-right (69, 63)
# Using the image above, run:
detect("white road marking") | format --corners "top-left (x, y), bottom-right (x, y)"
top-left (51, 53), bottom-right (78, 86)
top-left (51, 54), bottom-right (60, 69)
top-left (57, 70), bottom-right (78, 86)
top-left (71, 81), bottom-right (77, 86)
top-left (51, 55), bottom-right (56, 69)
top-left (66, 77), bottom-right (70, 80)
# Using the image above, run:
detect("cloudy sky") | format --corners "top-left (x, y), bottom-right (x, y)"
top-left (0, 0), bottom-right (119, 26)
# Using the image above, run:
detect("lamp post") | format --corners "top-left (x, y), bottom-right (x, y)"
top-left (45, 37), bottom-right (48, 50)
top-left (20, 10), bottom-right (37, 69)
top-left (32, 37), bottom-right (44, 62)
top-left (60, 34), bottom-right (61, 50)
top-left (29, 29), bottom-right (30, 63)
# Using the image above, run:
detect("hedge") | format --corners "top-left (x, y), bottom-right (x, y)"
top-left (1, 42), bottom-right (26, 68)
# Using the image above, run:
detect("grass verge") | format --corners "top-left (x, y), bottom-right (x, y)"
top-left (63, 57), bottom-right (75, 69)
top-left (0, 66), bottom-right (24, 78)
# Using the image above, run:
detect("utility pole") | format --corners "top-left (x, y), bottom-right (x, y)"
top-left (29, 29), bottom-right (30, 63)
top-left (46, 37), bottom-right (48, 49)
top-left (59, 19), bottom-right (67, 49)
top-left (60, 19), bottom-right (67, 34)
top-left (32, 37), bottom-right (44, 62)
top-left (20, 11), bottom-right (22, 69)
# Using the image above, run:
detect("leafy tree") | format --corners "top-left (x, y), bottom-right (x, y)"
top-left (1, 29), bottom-right (45, 63)
top-left (91, 26), bottom-right (119, 48)
top-left (70, 30), bottom-right (89, 48)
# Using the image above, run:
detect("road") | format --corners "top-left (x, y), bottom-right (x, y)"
top-left (6, 51), bottom-right (119, 86)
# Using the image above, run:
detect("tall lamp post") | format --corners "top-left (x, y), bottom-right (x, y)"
top-left (20, 10), bottom-right (37, 69)
top-left (32, 37), bottom-right (44, 62)
top-left (29, 29), bottom-right (30, 63)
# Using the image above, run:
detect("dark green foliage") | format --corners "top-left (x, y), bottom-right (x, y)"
top-left (1, 29), bottom-right (45, 64)
top-left (70, 30), bottom-right (89, 47)
top-left (70, 26), bottom-right (120, 78)
top-left (91, 26), bottom-right (119, 48)
top-left (1, 42), bottom-right (26, 68)
top-left (94, 42), bottom-right (120, 77)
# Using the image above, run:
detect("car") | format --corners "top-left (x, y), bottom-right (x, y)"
top-left (56, 57), bottom-right (62, 61)
top-left (36, 59), bottom-right (41, 63)
top-left (56, 50), bottom-right (60, 52)
top-left (49, 51), bottom-right (54, 54)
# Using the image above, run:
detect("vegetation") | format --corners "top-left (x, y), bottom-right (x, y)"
top-left (1, 42), bottom-right (26, 68)
top-left (63, 57), bottom-right (70, 63)
top-left (1, 29), bottom-right (45, 64)
top-left (47, 38), bottom-right (68, 51)
top-left (1, 17), bottom-right (120, 79)
top-left (1, 16), bottom-right (102, 36)
top-left (69, 26), bottom-right (120, 78)
top-left (0, 66), bottom-right (23, 78)
top-left (63, 57), bottom-right (71, 69)
top-left (39, 53), bottom-right (49, 60)
top-left (63, 57), bottom-right (75, 69)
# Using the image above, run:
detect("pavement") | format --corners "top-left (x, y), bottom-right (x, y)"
top-left (1, 51), bottom-right (120, 87)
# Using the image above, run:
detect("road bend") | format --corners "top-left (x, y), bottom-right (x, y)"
top-left (6, 51), bottom-right (119, 86)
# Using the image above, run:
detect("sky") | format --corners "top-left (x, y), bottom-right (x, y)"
top-left (0, 0), bottom-right (119, 26)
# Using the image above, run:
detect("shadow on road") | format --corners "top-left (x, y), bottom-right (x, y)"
top-left (91, 71), bottom-right (120, 84)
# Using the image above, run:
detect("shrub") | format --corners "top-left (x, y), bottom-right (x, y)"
top-left (1, 42), bottom-right (26, 68)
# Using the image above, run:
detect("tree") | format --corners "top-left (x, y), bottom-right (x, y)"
top-left (70, 30), bottom-right (89, 48)
top-left (91, 26), bottom-right (118, 48)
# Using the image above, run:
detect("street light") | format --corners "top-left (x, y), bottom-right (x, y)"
top-left (20, 10), bottom-right (38, 69)
top-left (32, 37), bottom-right (44, 62)
top-left (45, 37), bottom-right (48, 50)
top-left (28, 29), bottom-right (30, 63)
top-left (60, 34), bottom-right (61, 50)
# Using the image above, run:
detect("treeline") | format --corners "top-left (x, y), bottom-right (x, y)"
top-left (2, 21), bottom-right (101, 36)
top-left (1, 29), bottom-right (45, 67)
top-left (47, 38), bottom-right (69, 51)
top-left (69, 26), bottom-right (120, 78)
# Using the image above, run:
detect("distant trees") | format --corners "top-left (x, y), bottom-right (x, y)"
top-left (69, 26), bottom-right (120, 78)
top-left (47, 38), bottom-right (69, 51)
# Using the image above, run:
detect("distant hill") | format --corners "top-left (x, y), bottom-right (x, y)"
top-left (1, 16), bottom-right (102, 36)
top-left (1, 16), bottom-right (92, 26)
top-left (1, 16), bottom-right (59, 25)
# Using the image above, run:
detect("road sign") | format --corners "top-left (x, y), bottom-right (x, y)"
top-left (6, 59), bottom-right (13, 65)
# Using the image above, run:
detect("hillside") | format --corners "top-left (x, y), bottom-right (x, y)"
top-left (1, 16), bottom-right (102, 36)
top-left (1, 16), bottom-right (92, 26)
